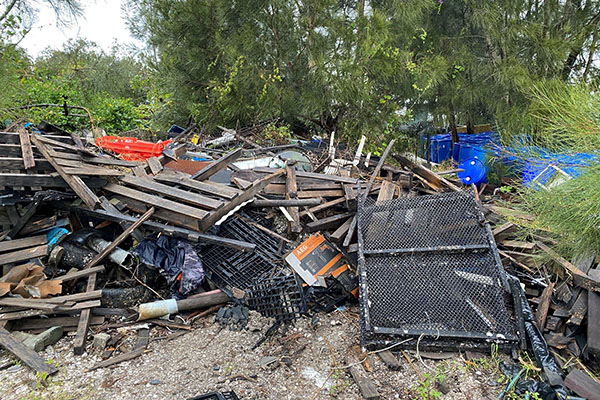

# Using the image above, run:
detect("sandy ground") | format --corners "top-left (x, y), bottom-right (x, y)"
top-left (0, 309), bottom-right (505, 400)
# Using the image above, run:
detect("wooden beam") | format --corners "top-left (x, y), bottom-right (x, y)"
top-left (285, 161), bottom-right (301, 233)
top-left (537, 242), bottom-right (600, 292)
top-left (191, 147), bottom-right (242, 180)
top-left (156, 173), bottom-right (241, 200)
top-left (0, 173), bottom-right (106, 188)
top-left (63, 205), bottom-right (255, 252)
top-left (199, 169), bottom-right (286, 231)
top-left (348, 362), bottom-right (380, 399)
top-left (250, 198), bottom-right (322, 207)
top-left (564, 369), bottom-right (600, 400)
top-left (120, 175), bottom-right (223, 210)
top-left (0, 235), bottom-right (46, 253)
top-left (73, 272), bottom-right (97, 355)
top-left (31, 134), bottom-right (100, 208)
top-left (305, 212), bottom-right (354, 232)
top-left (0, 245), bottom-right (48, 266)
top-left (534, 283), bottom-right (554, 331)
top-left (254, 167), bottom-right (358, 184)
top-left (363, 139), bottom-right (395, 200)
top-left (0, 327), bottom-right (59, 375)
top-left (87, 208), bottom-right (154, 268)
top-left (588, 269), bottom-right (600, 356)
top-left (392, 153), bottom-right (461, 192)
top-left (18, 127), bottom-right (35, 169)
top-left (146, 157), bottom-right (163, 175)
top-left (103, 184), bottom-right (208, 220)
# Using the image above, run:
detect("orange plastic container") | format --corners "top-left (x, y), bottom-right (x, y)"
top-left (96, 136), bottom-right (172, 161)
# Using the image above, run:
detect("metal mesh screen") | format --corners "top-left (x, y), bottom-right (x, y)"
top-left (358, 191), bottom-right (518, 348)
top-left (359, 191), bottom-right (489, 252)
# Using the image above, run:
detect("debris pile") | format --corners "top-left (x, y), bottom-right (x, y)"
top-left (0, 122), bottom-right (598, 399)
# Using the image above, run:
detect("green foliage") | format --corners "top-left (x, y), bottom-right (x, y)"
top-left (0, 39), bottom-right (152, 133)
top-left (129, 0), bottom-right (434, 139)
top-left (415, 365), bottom-right (445, 400)
top-left (519, 81), bottom-right (600, 257)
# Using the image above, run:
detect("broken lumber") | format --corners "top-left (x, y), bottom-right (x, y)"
top-left (0, 326), bottom-right (58, 375)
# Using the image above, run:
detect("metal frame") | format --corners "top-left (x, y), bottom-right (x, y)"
top-left (357, 188), bottom-right (519, 348)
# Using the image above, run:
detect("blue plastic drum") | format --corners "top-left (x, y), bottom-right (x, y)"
top-left (458, 158), bottom-right (487, 185)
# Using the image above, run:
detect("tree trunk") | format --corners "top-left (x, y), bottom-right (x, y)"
top-left (448, 112), bottom-right (458, 143)
top-left (583, 27), bottom-right (598, 82)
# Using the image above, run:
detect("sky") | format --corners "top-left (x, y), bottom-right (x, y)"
top-left (19, 0), bottom-right (142, 58)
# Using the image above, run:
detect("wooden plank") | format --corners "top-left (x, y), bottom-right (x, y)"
top-left (392, 153), bottom-right (461, 192)
top-left (0, 326), bottom-right (58, 375)
top-left (285, 161), bottom-right (301, 233)
top-left (18, 127), bottom-right (35, 169)
top-left (73, 272), bottom-right (97, 355)
top-left (0, 235), bottom-right (46, 253)
top-left (377, 350), bottom-right (402, 370)
top-left (133, 165), bottom-right (148, 177)
top-left (3, 194), bottom-right (43, 241)
top-left (34, 134), bottom-right (96, 157)
top-left (250, 198), bottom-right (322, 207)
top-left (0, 300), bottom-right (101, 320)
top-left (305, 212), bottom-right (354, 233)
top-left (331, 217), bottom-right (354, 241)
top-left (111, 195), bottom-right (199, 231)
top-left (156, 173), bottom-right (241, 200)
top-left (87, 208), bottom-right (154, 268)
top-left (0, 144), bottom-right (40, 157)
top-left (343, 216), bottom-right (358, 247)
top-left (363, 140), bottom-right (395, 200)
top-left (254, 167), bottom-right (358, 184)
top-left (0, 245), bottom-right (48, 266)
top-left (301, 197), bottom-right (346, 216)
top-left (297, 189), bottom-right (344, 198)
top-left (134, 328), bottom-right (150, 350)
top-left (0, 157), bottom-right (52, 171)
top-left (500, 240), bottom-right (536, 251)
top-left (348, 363), bottom-right (380, 399)
top-left (64, 204), bottom-right (255, 251)
top-left (0, 132), bottom-right (71, 144)
top-left (146, 157), bottom-right (163, 175)
top-left (55, 265), bottom-right (105, 282)
top-left (62, 166), bottom-right (124, 176)
top-left (191, 147), bottom-right (242, 180)
top-left (0, 298), bottom-right (60, 311)
top-left (492, 222), bottom-right (515, 237)
top-left (13, 316), bottom-right (104, 331)
top-left (31, 135), bottom-right (100, 208)
top-left (0, 173), bottom-right (106, 188)
top-left (564, 369), bottom-right (600, 400)
top-left (376, 180), bottom-right (396, 202)
top-left (103, 184), bottom-right (208, 221)
top-left (344, 183), bottom-right (357, 210)
top-left (86, 347), bottom-right (146, 372)
top-left (48, 150), bottom-right (141, 167)
top-left (200, 169), bottom-right (286, 231)
top-left (120, 175), bottom-right (223, 210)
top-left (588, 269), bottom-right (600, 356)
top-left (537, 242), bottom-right (600, 292)
top-left (534, 282), bottom-right (554, 331)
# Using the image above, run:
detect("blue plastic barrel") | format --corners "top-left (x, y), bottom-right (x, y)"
top-left (458, 158), bottom-right (487, 185)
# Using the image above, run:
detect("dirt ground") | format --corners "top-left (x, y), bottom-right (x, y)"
top-left (0, 308), bottom-right (506, 400)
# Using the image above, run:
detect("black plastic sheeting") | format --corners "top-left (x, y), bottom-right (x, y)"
top-left (133, 236), bottom-right (204, 297)
top-left (507, 275), bottom-right (572, 399)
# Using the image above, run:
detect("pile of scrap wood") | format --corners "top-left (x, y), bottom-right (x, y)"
top-left (487, 205), bottom-right (600, 399)
top-left (0, 122), bottom-right (597, 400)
